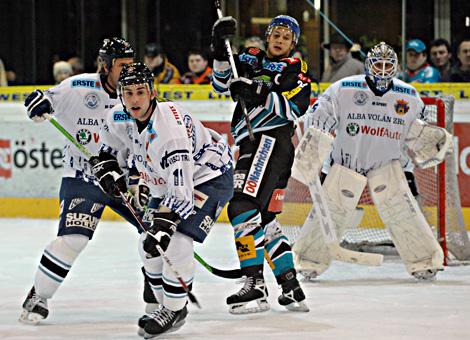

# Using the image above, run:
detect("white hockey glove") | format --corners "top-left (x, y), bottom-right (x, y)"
top-left (405, 119), bottom-right (453, 169)
top-left (24, 90), bottom-right (53, 122)
top-left (127, 170), bottom-right (150, 212)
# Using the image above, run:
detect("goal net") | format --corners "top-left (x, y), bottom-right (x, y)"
top-left (279, 96), bottom-right (470, 262)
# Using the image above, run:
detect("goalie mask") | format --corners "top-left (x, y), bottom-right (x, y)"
top-left (98, 37), bottom-right (135, 74)
top-left (365, 42), bottom-right (398, 92)
top-left (266, 15), bottom-right (300, 45)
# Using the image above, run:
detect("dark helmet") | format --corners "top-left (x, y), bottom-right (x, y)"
top-left (98, 37), bottom-right (135, 73)
top-left (118, 62), bottom-right (154, 92)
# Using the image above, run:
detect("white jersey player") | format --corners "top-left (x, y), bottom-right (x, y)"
top-left (19, 38), bottom-right (147, 325)
top-left (293, 42), bottom-right (452, 281)
top-left (93, 63), bottom-right (233, 338)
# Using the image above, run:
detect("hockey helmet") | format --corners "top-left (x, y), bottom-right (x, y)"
top-left (118, 62), bottom-right (155, 93)
top-left (266, 15), bottom-right (300, 45)
top-left (98, 37), bottom-right (135, 73)
top-left (365, 42), bottom-right (398, 92)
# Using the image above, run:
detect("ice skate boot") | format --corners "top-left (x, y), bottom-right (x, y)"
top-left (226, 274), bottom-right (270, 314)
top-left (412, 269), bottom-right (439, 281)
top-left (138, 268), bottom-right (160, 336)
top-left (143, 305), bottom-right (188, 339)
top-left (277, 269), bottom-right (309, 312)
top-left (19, 286), bottom-right (49, 325)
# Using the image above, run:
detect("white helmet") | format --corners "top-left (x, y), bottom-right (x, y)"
top-left (365, 42), bottom-right (398, 92)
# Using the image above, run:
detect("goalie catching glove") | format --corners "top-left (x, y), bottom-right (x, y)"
top-left (143, 211), bottom-right (181, 257)
top-left (90, 152), bottom-right (127, 198)
top-left (229, 77), bottom-right (273, 108)
top-left (405, 119), bottom-right (453, 169)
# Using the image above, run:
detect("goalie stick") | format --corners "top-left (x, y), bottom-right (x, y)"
top-left (214, 0), bottom-right (255, 141)
top-left (294, 125), bottom-right (383, 266)
top-left (44, 113), bottom-right (242, 280)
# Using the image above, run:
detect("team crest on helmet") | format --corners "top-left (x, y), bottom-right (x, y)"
top-left (394, 99), bottom-right (409, 115)
top-left (84, 92), bottom-right (100, 109)
top-left (76, 129), bottom-right (92, 145)
top-left (346, 122), bottom-right (360, 136)
top-left (353, 91), bottom-right (368, 106)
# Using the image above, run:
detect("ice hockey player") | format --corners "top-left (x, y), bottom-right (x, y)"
top-left (211, 15), bottom-right (311, 313)
top-left (19, 37), bottom-right (151, 325)
top-left (293, 42), bottom-right (452, 281)
top-left (95, 62), bottom-right (233, 337)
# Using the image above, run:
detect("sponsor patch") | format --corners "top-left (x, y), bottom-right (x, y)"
top-left (346, 122), bottom-right (360, 136)
top-left (65, 212), bottom-right (99, 231)
top-left (113, 111), bottom-right (132, 122)
top-left (90, 203), bottom-right (104, 214)
top-left (236, 235), bottom-right (256, 260)
top-left (0, 139), bottom-right (12, 178)
top-left (194, 189), bottom-right (208, 209)
top-left (71, 79), bottom-right (101, 89)
top-left (76, 129), bottom-right (92, 145)
top-left (198, 215), bottom-right (214, 234)
top-left (160, 149), bottom-right (190, 169)
top-left (68, 198), bottom-right (85, 210)
top-left (233, 171), bottom-right (247, 192)
top-left (243, 135), bottom-right (275, 197)
top-left (169, 105), bottom-right (183, 125)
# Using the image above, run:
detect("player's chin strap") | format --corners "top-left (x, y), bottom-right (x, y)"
top-left (43, 113), bottom-right (243, 281)
top-left (292, 125), bottom-right (383, 266)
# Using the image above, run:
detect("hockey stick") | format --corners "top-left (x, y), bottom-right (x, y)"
top-left (43, 113), bottom-right (242, 280)
top-left (214, 0), bottom-right (255, 141)
top-left (293, 126), bottom-right (383, 266)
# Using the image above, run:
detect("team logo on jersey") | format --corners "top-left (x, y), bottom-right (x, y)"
top-left (84, 92), bottom-right (100, 109)
top-left (353, 91), bottom-right (368, 106)
top-left (394, 99), bottom-right (409, 115)
top-left (346, 122), bottom-right (360, 136)
top-left (76, 129), bottom-right (92, 145)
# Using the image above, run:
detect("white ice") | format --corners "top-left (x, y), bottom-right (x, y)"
top-left (1, 218), bottom-right (469, 340)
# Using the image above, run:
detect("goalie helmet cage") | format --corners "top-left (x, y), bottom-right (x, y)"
top-left (280, 95), bottom-right (470, 264)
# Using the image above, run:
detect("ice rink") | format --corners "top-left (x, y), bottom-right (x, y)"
top-left (1, 218), bottom-right (469, 340)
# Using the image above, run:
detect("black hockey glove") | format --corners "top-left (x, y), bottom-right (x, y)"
top-left (128, 168), bottom-right (150, 211)
top-left (24, 90), bottom-right (53, 122)
top-left (211, 16), bottom-right (237, 61)
top-left (143, 211), bottom-right (181, 257)
top-left (90, 152), bottom-right (127, 198)
top-left (229, 77), bottom-right (273, 107)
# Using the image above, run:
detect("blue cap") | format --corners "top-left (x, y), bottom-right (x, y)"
top-left (406, 39), bottom-right (426, 53)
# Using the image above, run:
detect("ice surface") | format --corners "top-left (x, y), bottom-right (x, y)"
top-left (1, 218), bottom-right (469, 339)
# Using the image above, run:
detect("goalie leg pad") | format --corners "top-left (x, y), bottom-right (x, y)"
top-left (293, 164), bottom-right (366, 277)
top-left (291, 126), bottom-right (334, 186)
top-left (367, 161), bottom-right (444, 275)
top-left (34, 234), bottom-right (89, 299)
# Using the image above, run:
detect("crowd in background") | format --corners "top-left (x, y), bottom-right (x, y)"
top-left (1, 33), bottom-right (470, 87)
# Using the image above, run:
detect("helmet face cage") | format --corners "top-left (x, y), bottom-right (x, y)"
top-left (266, 15), bottom-right (300, 45)
top-left (98, 37), bottom-right (135, 73)
top-left (365, 42), bottom-right (398, 91)
top-left (118, 63), bottom-right (154, 97)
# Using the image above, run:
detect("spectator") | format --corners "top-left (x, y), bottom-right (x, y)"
top-left (144, 42), bottom-right (181, 85)
top-left (0, 58), bottom-right (7, 86)
top-left (321, 33), bottom-right (363, 83)
top-left (6, 70), bottom-right (17, 85)
top-left (244, 36), bottom-right (265, 50)
top-left (447, 37), bottom-right (470, 82)
top-left (430, 38), bottom-right (453, 81)
top-left (67, 57), bottom-right (84, 75)
top-left (179, 49), bottom-right (212, 84)
top-left (399, 39), bottom-right (440, 83)
top-left (52, 61), bottom-right (73, 84)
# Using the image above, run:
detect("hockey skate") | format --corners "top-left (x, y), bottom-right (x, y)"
top-left (277, 269), bottom-right (309, 312)
top-left (143, 305), bottom-right (188, 339)
top-left (19, 286), bottom-right (49, 325)
top-left (226, 275), bottom-right (270, 314)
top-left (412, 269), bottom-right (439, 281)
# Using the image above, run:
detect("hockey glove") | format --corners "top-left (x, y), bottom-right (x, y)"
top-left (143, 211), bottom-right (181, 257)
top-left (90, 152), bottom-right (127, 198)
top-left (128, 169), bottom-right (150, 211)
top-left (211, 16), bottom-right (237, 61)
top-left (24, 90), bottom-right (53, 122)
top-left (229, 77), bottom-right (273, 107)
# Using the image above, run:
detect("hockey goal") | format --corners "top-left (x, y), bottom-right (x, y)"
top-left (279, 95), bottom-right (470, 263)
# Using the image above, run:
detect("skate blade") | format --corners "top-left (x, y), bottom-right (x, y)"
top-left (19, 309), bottom-right (44, 325)
top-left (285, 301), bottom-right (310, 312)
top-left (229, 299), bottom-right (270, 315)
top-left (143, 319), bottom-right (186, 339)
top-left (137, 327), bottom-right (145, 337)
